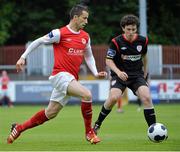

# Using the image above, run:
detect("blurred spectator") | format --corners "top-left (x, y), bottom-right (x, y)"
top-left (136, 98), bottom-right (142, 112)
top-left (117, 98), bottom-right (124, 113)
top-left (116, 89), bottom-right (128, 113)
top-left (0, 70), bottom-right (13, 107)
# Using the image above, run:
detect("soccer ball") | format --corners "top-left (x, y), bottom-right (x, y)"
top-left (147, 123), bottom-right (168, 143)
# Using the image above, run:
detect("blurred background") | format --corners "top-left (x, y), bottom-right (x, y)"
top-left (0, 0), bottom-right (180, 105)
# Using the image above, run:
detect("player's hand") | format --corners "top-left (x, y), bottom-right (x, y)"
top-left (16, 58), bottom-right (25, 72)
top-left (117, 71), bottom-right (128, 81)
top-left (96, 71), bottom-right (107, 79)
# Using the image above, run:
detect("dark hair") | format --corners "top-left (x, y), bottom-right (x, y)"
top-left (120, 14), bottom-right (139, 28)
top-left (79, 0), bottom-right (90, 6)
top-left (69, 4), bottom-right (89, 19)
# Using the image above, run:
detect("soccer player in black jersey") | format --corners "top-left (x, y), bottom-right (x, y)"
top-left (93, 14), bottom-right (156, 135)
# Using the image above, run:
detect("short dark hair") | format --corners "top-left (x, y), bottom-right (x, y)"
top-left (69, 4), bottom-right (89, 19)
top-left (120, 14), bottom-right (139, 28)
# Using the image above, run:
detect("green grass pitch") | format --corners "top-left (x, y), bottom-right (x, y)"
top-left (0, 103), bottom-right (180, 151)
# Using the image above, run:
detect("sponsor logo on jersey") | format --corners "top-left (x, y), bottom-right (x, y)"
top-left (137, 45), bottom-right (142, 52)
top-left (68, 48), bottom-right (84, 56)
top-left (107, 49), bottom-right (116, 58)
top-left (81, 38), bottom-right (86, 44)
top-left (121, 54), bottom-right (141, 61)
top-left (48, 31), bottom-right (54, 38)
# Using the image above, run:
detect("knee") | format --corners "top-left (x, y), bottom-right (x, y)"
top-left (107, 94), bottom-right (120, 107)
top-left (104, 94), bottom-right (120, 109)
top-left (140, 94), bottom-right (152, 106)
top-left (110, 94), bottom-right (120, 103)
top-left (82, 89), bottom-right (92, 101)
top-left (45, 108), bottom-right (59, 119)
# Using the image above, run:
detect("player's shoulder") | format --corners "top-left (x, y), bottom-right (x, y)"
top-left (112, 35), bottom-right (122, 40)
top-left (137, 35), bottom-right (148, 43)
top-left (59, 26), bottom-right (75, 37)
top-left (59, 26), bottom-right (68, 33)
top-left (111, 35), bottom-right (124, 45)
top-left (110, 35), bottom-right (120, 42)
top-left (80, 29), bottom-right (89, 37)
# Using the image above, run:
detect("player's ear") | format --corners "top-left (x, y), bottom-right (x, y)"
top-left (122, 27), bottom-right (125, 33)
top-left (74, 15), bottom-right (79, 19)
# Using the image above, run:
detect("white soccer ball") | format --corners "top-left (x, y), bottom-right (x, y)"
top-left (147, 123), bottom-right (168, 143)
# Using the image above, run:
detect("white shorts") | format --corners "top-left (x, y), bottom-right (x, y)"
top-left (0, 90), bottom-right (10, 99)
top-left (0, 89), bottom-right (9, 96)
top-left (49, 72), bottom-right (75, 106)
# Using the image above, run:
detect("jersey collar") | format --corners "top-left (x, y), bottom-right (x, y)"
top-left (66, 25), bottom-right (80, 34)
top-left (122, 34), bottom-right (138, 43)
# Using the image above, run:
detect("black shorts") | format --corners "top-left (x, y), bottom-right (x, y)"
top-left (110, 75), bottom-right (148, 95)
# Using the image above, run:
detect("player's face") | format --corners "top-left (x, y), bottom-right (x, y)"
top-left (2, 71), bottom-right (7, 76)
top-left (122, 24), bottom-right (137, 41)
top-left (76, 11), bottom-right (89, 29)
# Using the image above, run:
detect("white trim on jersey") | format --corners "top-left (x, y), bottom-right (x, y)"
top-left (66, 25), bottom-right (80, 34)
top-left (84, 38), bottom-right (98, 76)
top-left (21, 29), bottom-right (60, 59)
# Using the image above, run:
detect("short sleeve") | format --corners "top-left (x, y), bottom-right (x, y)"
top-left (106, 41), bottom-right (118, 59)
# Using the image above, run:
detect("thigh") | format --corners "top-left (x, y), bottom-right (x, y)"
top-left (67, 79), bottom-right (89, 98)
top-left (49, 72), bottom-right (75, 106)
top-left (45, 101), bottom-right (63, 119)
top-left (136, 85), bottom-right (151, 98)
top-left (50, 88), bottom-right (71, 106)
top-left (129, 76), bottom-right (148, 95)
top-left (109, 87), bottom-right (123, 100)
top-left (136, 85), bottom-right (153, 108)
top-left (110, 76), bottom-right (126, 93)
top-left (46, 101), bottom-right (63, 111)
top-left (104, 88), bottom-right (123, 109)
top-left (49, 72), bottom-right (75, 95)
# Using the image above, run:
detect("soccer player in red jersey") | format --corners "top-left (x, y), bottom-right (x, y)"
top-left (7, 4), bottom-right (107, 144)
top-left (0, 70), bottom-right (13, 107)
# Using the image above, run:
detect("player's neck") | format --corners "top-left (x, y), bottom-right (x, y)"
top-left (68, 22), bottom-right (80, 32)
top-left (123, 34), bottom-right (138, 42)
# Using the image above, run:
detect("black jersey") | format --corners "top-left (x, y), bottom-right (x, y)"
top-left (106, 34), bottom-right (148, 77)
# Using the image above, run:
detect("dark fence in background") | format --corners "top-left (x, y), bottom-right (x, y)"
top-left (0, 45), bottom-right (25, 65)
top-left (92, 44), bottom-right (108, 71)
top-left (0, 44), bottom-right (180, 79)
top-left (163, 45), bottom-right (180, 75)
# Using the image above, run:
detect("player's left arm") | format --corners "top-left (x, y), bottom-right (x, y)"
top-left (84, 38), bottom-right (107, 79)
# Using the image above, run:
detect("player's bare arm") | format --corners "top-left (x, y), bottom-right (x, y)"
top-left (106, 58), bottom-right (128, 81)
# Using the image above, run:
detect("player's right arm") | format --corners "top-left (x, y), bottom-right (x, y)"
top-left (106, 41), bottom-right (128, 81)
top-left (16, 29), bottom-right (60, 72)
